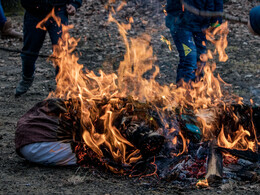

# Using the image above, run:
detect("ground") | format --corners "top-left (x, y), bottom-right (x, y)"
top-left (0, 0), bottom-right (260, 194)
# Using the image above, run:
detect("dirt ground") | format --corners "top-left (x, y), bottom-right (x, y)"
top-left (0, 0), bottom-right (260, 194)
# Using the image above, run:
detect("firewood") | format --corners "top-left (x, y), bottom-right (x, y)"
top-left (205, 140), bottom-right (223, 185)
top-left (218, 147), bottom-right (259, 163)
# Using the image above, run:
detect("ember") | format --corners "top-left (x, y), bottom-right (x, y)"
top-left (19, 8), bottom-right (260, 186)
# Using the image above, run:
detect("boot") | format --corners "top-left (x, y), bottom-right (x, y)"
top-left (15, 75), bottom-right (34, 97)
top-left (0, 19), bottom-right (23, 40)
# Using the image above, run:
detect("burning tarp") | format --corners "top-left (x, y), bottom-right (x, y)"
top-left (15, 9), bottom-right (260, 186)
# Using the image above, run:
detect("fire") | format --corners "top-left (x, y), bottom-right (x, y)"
top-left (222, 153), bottom-right (238, 165)
top-left (36, 6), bottom-right (258, 172)
top-left (218, 125), bottom-right (256, 152)
top-left (177, 131), bottom-right (188, 156)
top-left (205, 21), bottom-right (229, 62)
top-left (41, 11), bottom-right (142, 169)
top-left (36, 8), bottom-right (61, 30)
top-left (116, 1), bottom-right (127, 12)
top-left (196, 179), bottom-right (209, 188)
top-left (160, 35), bottom-right (173, 51)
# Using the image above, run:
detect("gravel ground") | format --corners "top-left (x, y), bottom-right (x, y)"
top-left (0, 0), bottom-right (259, 194)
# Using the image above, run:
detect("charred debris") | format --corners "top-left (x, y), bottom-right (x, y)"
top-left (45, 97), bottom-right (259, 186)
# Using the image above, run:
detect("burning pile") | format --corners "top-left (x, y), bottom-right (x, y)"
top-left (37, 10), bottom-right (259, 186)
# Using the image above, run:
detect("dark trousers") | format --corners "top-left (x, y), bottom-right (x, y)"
top-left (166, 14), bottom-right (207, 83)
top-left (21, 8), bottom-right (68, 78)
top-left (170, 29), bottom-right (207, 83)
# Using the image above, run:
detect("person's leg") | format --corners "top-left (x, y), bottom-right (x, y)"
top-left (22, 12), bottom-right (47, 78)
top-left (47, 7), bottom-right (68, 75)
top-left (15, 12), bottom-right (46, 96)
top-left (20, 142), bottom-right (77, 166)
top-left (48, 7), bottom-right (68, 45)
top-left (0, 0), bottom-right (7, 28)
top-left (193, 32), bottom-right (207, 80)
top-left (170, 28), bottom-right (197, 83)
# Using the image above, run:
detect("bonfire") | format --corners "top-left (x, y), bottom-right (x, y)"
top-left (22, 8), bottom-right (260, 187)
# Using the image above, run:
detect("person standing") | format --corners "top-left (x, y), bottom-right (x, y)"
top-left (165, 0), bottom-right (223, 85)
top-left (0, 0), bottom-right (22, 39)
top-left (15, 0), bottom-right (82, 97)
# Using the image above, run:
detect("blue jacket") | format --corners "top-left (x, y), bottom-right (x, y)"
top-left (166, 0), bottom-right (223, 32)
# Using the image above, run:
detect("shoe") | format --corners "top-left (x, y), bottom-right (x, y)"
top-left (15, 75), bottom-right (34, 97)
top-left (0, 19), bottom-right (23, 40)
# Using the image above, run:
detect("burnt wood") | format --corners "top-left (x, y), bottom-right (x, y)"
top-left (218, 147), bottom-right (260, 163)
top-left (206, 140), bottom-right (223, 185)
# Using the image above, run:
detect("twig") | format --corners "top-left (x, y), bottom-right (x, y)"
top-left (0, 46), bottom-right (58, 59)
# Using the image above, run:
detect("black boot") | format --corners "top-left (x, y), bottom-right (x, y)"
top-left (15, 75), bottom-right (34, 97)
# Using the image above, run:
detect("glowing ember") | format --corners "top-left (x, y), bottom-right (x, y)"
top-left (196, 179), bottom-right (209, 188)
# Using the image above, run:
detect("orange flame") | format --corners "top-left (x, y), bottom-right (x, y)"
top-left (206, 22), bottom-right (229, 62)
top-left (116, 1), bottom-right (127, 12)
top-left (196, 179), bottom-right (209, 188)
top-left (218, 125), bottom-right (257, 152)
top-left (47, 17), bottom-right (142, 169)
top-left (36, 8), bottom-right (61, 30)
top-left (39, 9), bottom-right (257, 171)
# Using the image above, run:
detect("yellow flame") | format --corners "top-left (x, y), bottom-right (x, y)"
top-left (218, 125), bottom-right (256, 152)
top-left (206, 22), bottom-right (229, 62)
top-left (196, 179), bottom-right (209, 188)
top-left (41, 10), bottom-right (257, 170)
top-left (116, 1), bottom-right (127, 12)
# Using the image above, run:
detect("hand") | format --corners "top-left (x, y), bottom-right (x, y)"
top-left (66, 4), bottom-right (76, 16)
